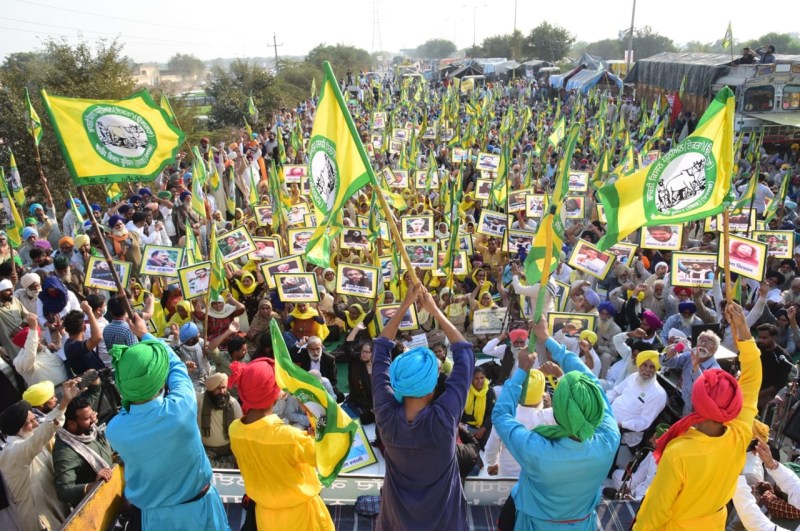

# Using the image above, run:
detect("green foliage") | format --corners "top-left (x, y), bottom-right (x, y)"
top-left (205, 59), bottom-right (279, 131)
top-left (681, 41), bottom-right (715, 53)
top-left (166, 53), bottom-right (206, 77)
top-left (623, 26), bottom-right (678, 60)
top-left (275, 61), bottom-right (323, 107)
top-left (742, 33), bottom-right (800, 55)
top-left (585, 39), bottom-right (624, 60)
top-left (526, 22), bottom-right (576, 62)
top-left (414, 39), bottom-right (457, 59)
top-left (306, 44), bottom-right (373, 80)
top-left (0, 38), bottom-right (136, 207)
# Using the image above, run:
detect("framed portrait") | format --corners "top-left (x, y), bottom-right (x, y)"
top-left (476, 151), bottom-right (501, 172)
top-left (568, 171), bottom-right (590, 193)
top-left (422, 125), bottom-right (437, 140)
top-left (547, 312), bottom-right (596, 336)
top-left (287, 227), bottom-right (315, 254)
top-left (414, 169), bottom-right (439, 190)
top-left (505, 229), bottom-right (535, 254)
top-left (372, 111), bottom-right (386, 130)
top-left (568, 239), bottom-right (615, 280)
top-left (303, 213), bottom-right (317, 227)
top-left (472, 308), bottom-right (506, 335)
top-left (376, 220), bottom-right (390, 242)
top-left (336, 263), bottom-right (379, 299)
top-left (606, 242), bottom-right (638, 266)
top-left (388, 140), bottom-right (403, 155)
top-left (451, 147), bottom-right (469, 164)
top-left (726, 208), bottom-right (757, 233)
top-left (507, 189), bottom-right (529, 213)
top-left (459, 233), bottom-right (474, 256)
top-left (671, 252), bottom-right (717, 289)
top-left (283, 164), bottom-right (308, 184)
top-left (275, 273), bottom-right (320, 303)
top-left (287, 203), bottom-right (309, 226)
top-left (379, 256), bottom-right (395, 283)
top-left (392, 127), bottom-right (408, 143)
top-left (640, 224), bottom-right (683, 251)
top-left (554, 279), bottom-right (571, 312)
top-left (253, 205), bottom-right (273, 227)
top-left (526, 194), bottom-right (546, 219)
top-left (596, 204), bottom-right (607, 223)
top-left (440, 128), bottom-right (455, 142)
top-left (640, 150), bottom-right (661, 168)
top-left (177, 261), bottom-right (211, 300)
top-left (474, 178), bottom-right (492, 200)
top-left (370, 134), bottom-right (383, 150)
top-left (401, 215), bottom-right (434, 240)
top-left (250, 237), bottom-right (282, 261)
top-left (260, 254), bottom-right (305, 289)
top-left (404, 241), bottom-right (437, 269)
top-left (340, 227), bottom-right (371, 251)
top-left (480, 170), bottom-right (497, 179)
top-left (754, 230), bottom-right (795, 259)
top-left (140, 245), bottom-right (183, 277)
top-left (477, 209), bottom-right (508, 238)
top-left (84, 256), bottom-right (131, 292)
top-left (436, 250), bottom-right (467, 275)
top-left (703, 216), bottom-right (720, 233)
top-left (341, 423), bottom-right (379, 474)
top-left (563, 196), bottom-right (585, 219)
top-left (377, 303), bottom-right (418, 331)
top-left (719, 233), bottom-right (768, 281)
top-left (382, 167), bottom-right (408, 189)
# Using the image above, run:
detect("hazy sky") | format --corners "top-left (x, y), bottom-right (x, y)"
top-left (0, 0), bottom-right (795, 64)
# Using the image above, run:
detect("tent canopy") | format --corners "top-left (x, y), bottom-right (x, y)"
top-left (565, 69), bottom-right (623, 93)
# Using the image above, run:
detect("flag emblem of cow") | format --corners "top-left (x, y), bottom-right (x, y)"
top-left (309, 136), bottom-right (340, 213)
top-left (84, 104), bottom-right (157, 169)
top-left (647, 137), bottom-right (715, 216)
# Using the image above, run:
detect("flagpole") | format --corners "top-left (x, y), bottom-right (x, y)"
top-left (77, 185), bottom-right (135, 319)
top-left (32, 144), bottom-right (54, 207)
top-left (722, 210), bottom-right (733, 305)
top-left (374, 185), bottom-right (421, 287)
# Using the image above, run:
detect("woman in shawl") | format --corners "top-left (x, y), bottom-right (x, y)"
top-left (321, 268), bottom-right (337, 295)
top-left (130, 281), bottom-right (150, 307)
top-left (168, 300), bottom-right (194, 328)
top-left (343, 328), bottom-right (375, 425)
top-left (333, 302), bottom-right (376, 342)
top-left (285, 302), bottom-right (329, 348)
top-left (160, 285), bottom-right (183, 321)
top-left (246, 299), bottom-right (279, 348)
top-left (462, 365), bottom-right (496, 449)
top-left (230, 270), bottom-right (266, 323)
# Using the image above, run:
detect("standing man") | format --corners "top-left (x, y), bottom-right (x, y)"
top-left (372, 284), bottom-right (474, 530)
top-left (196, 372), bottom-right (242, 468)
top-left (492, 318), bottom-right (620, 529)
top-left (105, 314), bottom-right (229, 530)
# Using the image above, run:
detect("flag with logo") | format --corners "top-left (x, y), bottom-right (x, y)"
top-left (305, 61), bottom-right (377, 267)
top-left (209, 223), bottom-right (227, 299)
top-left (764, 173), bottom-right (790, 224)
top-left (6, 151), bottom-right (25, 208)
top-left (596, 87), bottom-right (735, 250)
top-left (41, 89), bottom-right (184, 185)
top-left (24, 87), bottom-right (43, 147)
top-left (722, 22), bottom-right (733, 48)
top-left (184, 220), bottom-right (202, 266)
top-left (270, 319), bottom-right (356, 486)
top-left (0, 168), bottom-right (23, 248)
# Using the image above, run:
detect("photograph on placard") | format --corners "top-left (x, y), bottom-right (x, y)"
top-left (477, 209), bottom-right (508, 238)
top-left (753, 230), bottom-right (794, 259)
top-left (547, 312), bottom-right (596, 336)
top-left (288, 227), bottom-right (314, 254)
top-left (568, 171), bottom-right (589, 193)
top-left (261, 255), bottom-right (305, 289)
top-left (507, 189), bottom-right (528, 213)
top-left (377, 303), bottom-right (418, 331)
top-left (472, 308), bottom-right (506, 335)
top-left (451, 147), bottom-right (469, 164)
top-left (640, 224), bottom-right (683, 251)
top-left (303, 213), bottom-right (317, 227)
top-left (440, 129), bottom-right (455, 142)
top-left (85, 256), bottom-right (131, 292)
top-left (404, 242), bottom-right (437, 269)
top-left (253, 205), bottom-right (273, 227)
top-left (476, 152), bottom-right (500, 172)
top-left (336, 263), bottom-right (379, 299)
top-left (217, 226), bottom-right (257, 263)
top-left (140, 245), bottom-right (183, 277)
top-left (436, 250), bottom-right (467, 275)
top-left (506, 230), bottom-right (535, 254)
top-left (283, 165), bottom-right (308, 184)
top-left (382, 166), bottom-right (407, 189)
top-left (389, 140), bottom-right (403, 155)
top-left (340, 228), bottom-right (371, 251)
top-left (392, 128), bottom-right (408, 142)
top-left (422, 126), bottom-right (437, 139)
top-left (596, 204), bottom-right (606, 223)
top-left (286, 203), bottom-right (308, 226)
top-left (275, 273), bottom-right (320, 303)
top-left (719, 234), bottom-right (768, 281)
top-left (178, 261), bottom-right (211, 300)
top-left (401, 215), bottom-right (434, 240)
top-left (525, 194), bottom-right (545, 219)
top-left (727, 208), bottom-right (756, 233)
top-left (372, 112), bottom-right (386, 130)
top-left (371, 134), bottom-right (383, 150)
top-left (459, 234), bottom-right (473, 256)
top-left (341, 424), bottom-right (379, 473)
top-left (606, 242), bottom-right (638, 266)
top-left (670, 252), bottom-right (716, 289)
top-left (414, 169), bottom-right (439, 190)
top-left (563, 196), bottom-right (585, 219)
top-left (250, 237), bottom-right (282, 261)
top-left (568, 239), bottom-right (615, 280)
top-left (475, 178), bottom-right (492, 200)
top-left (554, 280), bottom-right (570, 312)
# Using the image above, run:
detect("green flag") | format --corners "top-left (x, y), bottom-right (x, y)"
top-left (0, 168), bottom-right (23, 248)
top-left (7, 151), bottom-right (25, 208)
top-left (24, 87), bottom-right (43, 147)
top-left (722, 22), bottom-right (733, 48)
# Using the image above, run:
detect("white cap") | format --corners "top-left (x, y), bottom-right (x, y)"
top-left (0, 279), bottom-right (13, 291)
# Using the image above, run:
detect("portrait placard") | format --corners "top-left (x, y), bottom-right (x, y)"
top-left (377, 304), bottom-right (418, 331)
top-left (640, 224), bottom-right (684, 251)
top-left (753, 230), bottom-right (794, 259)
top-left (140, 245), bottom-right (183, 277)
top-left (275, 273), bottom-right (320, 303)
top-left (568, 239), bottom-right (615, 280)
top-left (84, 256), bottom-right (131, 292)
top-left (718, 233), bottom-right (768, 281)
top-left (177, 261), bottom-right (211, 300)
top-left (671, 252), bottom-right (717, 289)
top-left (472, 308), bottom-right (506, 335)
top-left (477, 209), bottom-right (508, 238)
top-left (336, 263), bottom-right (379, 299)
top-left (260, 254), bottom-right (305, 289)
top-left (547, 312), bottom-right (596, 336)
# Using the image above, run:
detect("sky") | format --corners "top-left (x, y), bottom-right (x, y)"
top-left (0, 0), bottom-right (796, 64)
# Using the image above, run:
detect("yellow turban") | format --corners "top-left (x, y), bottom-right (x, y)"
top-left (627, 289), bottom-right (646, 302)
top-left (636, 350), bottom-right (661, 371)
top-left (22, 380), bottom-right (55, 407)
top-left (520, 370), bottom-right (546, 407)
top-left (580, 330), bottom-right (598, 345)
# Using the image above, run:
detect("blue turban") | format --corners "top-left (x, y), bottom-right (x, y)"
top-left (22, 227), bottom-right (38, 240)
top-left (39, 277), bottom-right (68, 315)
top-left (29, 203), bottom-right (44, 215)
top-left (138, 187), bottom-right (152, 197)
top-left (598, 301), bottom-right (616, 316)
top-left (66, 198), bottom-right (81, 209)
top-left (678, 301), bottom-right (697, 314)
top-left (179, 322), bottom-right (199, 343)
top-left (118, 204), bottom-right (131, 215)
top-left (128, 195), bottom-right (142, 204)
top-left (107, 215), bottom-right (125, 229)
top-left (179, 191), bottom-right (192, 202)
top-left (389, 346), bottom-right (439, 403)
top-left (91, 203), bottom-right (102, 212)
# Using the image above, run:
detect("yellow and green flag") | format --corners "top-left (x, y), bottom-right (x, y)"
top-left (270, 319), bottom-right (356, 486)
top-left (41, 89), bottom-right (184, 185)
top-left (68, 191), bottom-right (85, 229)
top-left (305, 61), bottom-right (377, 267)
top-left (7, 151), bottom-right (25, 208)
top-left (24, 87), bottom-right (43, 147)
top-left (0, 168), bottom-right (23, 248)
top-left (722, 22), bottom-right (733, 49)
top-left (159, 93), bottom-right (176, 122)
top-left (597, 87), bottom-right (735, 250)
top-left (209, 223), bottom-right (227, 300)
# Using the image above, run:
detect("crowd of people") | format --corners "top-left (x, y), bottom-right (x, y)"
top-left (0, 62), bottom-right (798, 530)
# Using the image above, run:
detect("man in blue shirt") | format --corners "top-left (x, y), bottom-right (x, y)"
top-left (662, 330), bottom-right (722, 415)
top-left (63, 303), bottom-right (105, 376)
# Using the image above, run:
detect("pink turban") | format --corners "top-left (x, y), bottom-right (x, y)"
top-left (509, 329), bottom-right (529, 343)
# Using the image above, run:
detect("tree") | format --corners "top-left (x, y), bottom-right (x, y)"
top-left (525, 22), bottom-right (576, 62)
top-left (306, 44), bottom-right (373, 81)
top-left (205, 59), bottom-right (279, 131)
top-left (415, 39), bottom-right (457, 59)
top-left (166, 53), bottom-right (206, 78)
top-left (681, 41), bottom-right (714, 53)
top-left (585, 38), bottom-right (623, 59)
top-left (743, 32), bottom-right (800, 55)
top-left (623, 26), bottom-right (677, 60)
top-left (0, 38), bottom-right (136, 208)
top-left (275, 61), bottom-right (324, 107)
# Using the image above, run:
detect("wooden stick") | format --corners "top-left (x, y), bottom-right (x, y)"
top-left (32, 143), bottom-right (53, 207)
top-left (374, 185), bottom-right (421, 287)
top-left (722, 210), bottom-right (733, 304)
top-left (77, 186), bottom-right (135, 319)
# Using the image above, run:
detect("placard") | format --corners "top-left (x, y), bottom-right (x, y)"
top-left (563, 196), bottom-right (585, 219)
top-left (404, 241), bottom-right (437, 269)
top-left (477, 209), bottom-right (508, 238)
top-left (250, 237), bottom-right (282, 261)
top-left (177, 261), bottom-right (211, 300)
top-left (217, 226), bottom-right (257, 263)
top-left (288, 227), bottom-right (314, 254)
top-left (640, 224), bottom-right (683, 251)
top-left (84, 256), bottom-right (131, 292)
top-left (140, 245), bottom-right (183, 277)
top-left (753, 230), bottom-right (794, 259)
top-left (341, 423), bottom-right (379, 474)
top-left (671, 252), bottom-right (716, 289)
top-left (472, 308), bottom-right (506, 335)
top-left (547, 312), bottom-right (596, 336)
top-left (260, 254), bottom-right (305, 289)
top-left (525, 194), bottom-right (545, 219)
top-left (568, 239), bottom-right (615, 280)
top-left (475, 178), bottom-right (492, 200)
top-left (568, 171), bottom-right (590, 193)
top-left (719, 233), bottom-right (768, 281)
top-left (377, 304), bottom-right (418, 331)
top-left (336, 263), bottom-right (379, 298)
top-left (476, 152), bottom-right (501, 172)
top-left (275, 273), bottom-right (320, 303)
top-left (340, 228), bottom-right (371, 251)
top-left (283, 164), bottom-right (308, 184)
top-left (606, 242), bottom-right (638, 266)
top-left (401, 215), bottom-right (434, 240)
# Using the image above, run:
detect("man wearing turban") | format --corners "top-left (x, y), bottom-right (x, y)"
top-left (659, 301), bottom-right (702, 345)
top-left (196, 372), bottom-right (242, 469)
top-left (228, 357), bottom-right (334, 530)
top-left (372, 284), bottom-right (474, 530)
top-left (105, 314), bottom-right (229, 530)
top-left (634, 302), bottom-right (762, 529)
top-left (492, 317), bottom-right (620, 529)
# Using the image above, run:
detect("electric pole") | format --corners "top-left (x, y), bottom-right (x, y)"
top-left (270, 33), bottom-right (284, 73)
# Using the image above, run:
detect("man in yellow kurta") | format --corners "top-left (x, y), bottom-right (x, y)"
top-left (228, 357), bottom-right (333, 530)
top-left (633, 301), bottom-right (762, 530)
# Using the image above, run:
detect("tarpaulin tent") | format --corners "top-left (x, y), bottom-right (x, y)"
top-left (565, 69), bottom-right (623, 94)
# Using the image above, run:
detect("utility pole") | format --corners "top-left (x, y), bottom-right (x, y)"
top-left (626, 0), bottom-right (637, 73)
top-left (270, 33), bottom-right (284, 74)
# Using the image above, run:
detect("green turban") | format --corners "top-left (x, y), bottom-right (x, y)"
top-left (110, 339), bottom-right (171, 410)
top-left (534, 371), bottom-right (605, 442)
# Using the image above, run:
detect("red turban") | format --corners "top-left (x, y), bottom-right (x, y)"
top-left (508, 329), bottom-right (529, 343)
top-left (229, 358), bottom-right (280, 414)
top-left (653, 368), bottom-right (742, 463)
top-left (673, 286), bottom-right (692, 297)
top-left (12, 327), bottom-right (34, 349)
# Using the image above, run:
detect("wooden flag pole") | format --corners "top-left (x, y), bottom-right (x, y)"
top-left (374, 185), bottom-right (421, 287)
top-left (722, 210), bottom-right (733, 305)
top-left (32, 144), bottom-right (54, 207)
top-left (77, 186), bottom-right (135, 319)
